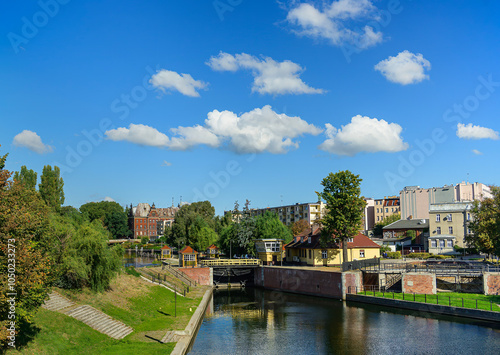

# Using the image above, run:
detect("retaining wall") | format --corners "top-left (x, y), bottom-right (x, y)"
top-left (346, 294), bottom-right (500, 323)
top-left (179, 267), bottom-right (213, 286)
top-left (402, 273), bottom-right (436, 294)
top-left (483, 272), bottom-right (500, 295)
top-left (254, 266), bottom-right (361, 300)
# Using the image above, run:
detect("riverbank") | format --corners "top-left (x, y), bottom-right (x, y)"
top-left (7, 273), bottom-right (207, 354)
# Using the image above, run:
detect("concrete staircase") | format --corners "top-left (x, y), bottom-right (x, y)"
top-left (42, 292), bottom-right (133, 340)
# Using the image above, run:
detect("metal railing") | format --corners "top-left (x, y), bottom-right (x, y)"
top-left (137, 268), bottom-right (190, 296)
top-left (199, 259), bottom-right (262, 267)
top-left (161, 261), bottom-right (196, 286)
top-left (347, 286), bottom-right (499, 312)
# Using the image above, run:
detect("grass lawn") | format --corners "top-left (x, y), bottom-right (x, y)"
top-left (7, 271), bottom-right (207, 354)
top-left (359, 290), bottom-right (500, 312)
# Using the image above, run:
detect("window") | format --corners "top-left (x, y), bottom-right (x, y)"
top-left (436, 214), bottom-right (440, 222)
top-left (447, 240), bottom-right (453, 248)
top-left (447, 214), bottom-right (452, 222)
top-left (377, 216), bottom-right (380, 221)
top-left (360, 250), bottom-right (365, 258)
top-left (439, 240), bottom-right (445, 248)
top-left (385, 208), bottom-right (388, 213)
top-left (322, 250), bottom-right (327, 259)
top-left (431, 240), bottom-right (437, 248)
top-left (347, 237), bottom-right (354, 243)
top-left (436, 227), bottom-right (441, 235)
top-left (467, 213), bottom-right (471, 221)
top-left (449, 226), bottom-right (453, 234)
top-left (184, 254), bottom-right (195, 261)
top-left (376, 208), bottom-right (379, 213)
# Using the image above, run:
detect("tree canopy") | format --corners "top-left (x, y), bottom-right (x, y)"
top-left (13, 165), bottom-right (37, 190)
top-left (466, 187), bottom-right (500, 256)
top-left (79, 201), bottom-right (131, 239)
top-left (39, 165), bottom-right (65, 212)
top-left (316, 170), bottom-right (366, 263)
top-left (171, 201), bottom-right (216, 248)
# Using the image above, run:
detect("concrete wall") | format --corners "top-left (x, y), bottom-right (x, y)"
top-left (402, 273), bottom-right (436, 294)
top-left (254, 266), bottom-right (361, 300)
top-left (483, 272), bottom-right (500, 295)
top-left (347, 294), bottom-right (500, 323)
top-left (179, 267), bottom-right (213, 286)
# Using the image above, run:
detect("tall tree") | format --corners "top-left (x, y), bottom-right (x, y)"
top-left (171, 201), bottom-right (215, 248)
top-left (39, 165), bottom-right (65, 212)
top-left (316, 171), bottom-right (366, 264)
top-left (13, 165), bottom-right (37, 190)
top-left (466, 187), bottom-right (500, 257)
top-left (80, 201), bottom-right (130, 239)
top-left (255, 211), bottom-right (292, 243)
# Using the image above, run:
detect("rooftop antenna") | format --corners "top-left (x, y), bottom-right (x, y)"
top-left (467, 172), bottom-right (469, 184)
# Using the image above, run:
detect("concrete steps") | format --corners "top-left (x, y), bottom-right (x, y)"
top-left (42, 291), bottom-right (133, 339)
top-left (161, 330), bottom-right (187, 343)
top-left (65, 305), bottom-right (133, 339)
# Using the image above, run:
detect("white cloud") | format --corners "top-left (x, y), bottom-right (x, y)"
top-left (319, 115), bottom-right (408, 156)
top-left (456, 123), bottom-right (499, 140)
top-left (286, 0), bottom-right (383, 49)
top-left (150, 69), bottom-right (207, 97)
top-left (105, 124), bottom-right (170, 147)
top-left (207, 52), bottom-right (324, 95)
top-left (103, 196), bottom-right (115, 202)
top-left (12, 130), bottom-right (53, 154)
top-left (105, 106), bottom-right (322, 154)
top-left (375, 51), bottom-right (431, 85)
top-left (472, 149), bottom-right (483, 155)
top-left (161, 160), bottom-right (172, 166)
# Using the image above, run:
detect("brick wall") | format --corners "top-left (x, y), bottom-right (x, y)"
top-left (402, 273), bottom-right (436, 294)
top-left (254, 267), bottom-right (361, 299)
top-left (179, 267), bottom-right (213, 286)
top-left (483, 273), bottom-right (500, 295)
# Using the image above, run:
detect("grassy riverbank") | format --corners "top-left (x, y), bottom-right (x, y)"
top-left (7, 272), bottom-right (206, 354)
top-left (358, 290), bottom-right (500, 312)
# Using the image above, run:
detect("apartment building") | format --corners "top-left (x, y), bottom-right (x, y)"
top-left (373, 196), bottom-right (400, 223)
top-left (400, 182), bottom-right (491, 220)
top-left (249, 201), bottom-right (326, 226)
top-left (128, 202), bottom-right (180, 240)
top-left (428, 202), bottom-right (473, 249)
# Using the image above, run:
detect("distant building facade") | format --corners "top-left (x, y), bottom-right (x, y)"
top-left (247, 201), bottom-right (326, 226)
top-left (428, 202), bottom-right (473, 248)
top-left (128, 202), bottom-right (180, 240)
top-left (400, 182), bottom-right (491, 220)
top-left (374, 196), bottom-right (400, 223)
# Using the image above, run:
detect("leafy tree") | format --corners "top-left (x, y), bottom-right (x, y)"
top-left (79, 201), bottom-right (130, 239)
top-left (13, 165), bottom-right (37, 190)
top-left (316, 170), bottom-right (366, 264)
top-left (0, 156), bottom-right (52, 347)
top-left (171, 201), bottom-right (215, 248)
top-left (291, 219), bottom-right (310, 236)
top-left (466, 187), bottom-right (500, 256)
top-left (255, 211), bottom-right (292, 244)
top-left (39, 165), bottom-right (65, 212)
top-left (373, 213), bottom-right (401, 236)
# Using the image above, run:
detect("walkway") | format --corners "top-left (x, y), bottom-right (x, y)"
top-left (42, 291), bottom-right (133, 340)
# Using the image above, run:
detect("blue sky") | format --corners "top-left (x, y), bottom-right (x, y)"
top-left (1, 0), bottom-right (499, 215)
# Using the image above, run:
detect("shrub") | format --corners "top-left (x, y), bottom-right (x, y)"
top-left (386, 251), bottom-right (401, 259)
top-left (406, 252), bottom-right (431, 259)
top-left (380, 245), bottom-right (391, 253)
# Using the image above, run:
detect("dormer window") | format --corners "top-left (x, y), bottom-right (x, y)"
top-left (347, 237), bottom-right (354, 243)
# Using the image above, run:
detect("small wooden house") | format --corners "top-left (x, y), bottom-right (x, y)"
top-left (206, 244), bottom-right (220, 258)
top-left (179, 246), bottom-right (198, 267)
top-left (161, 245), bottom-right (172, 260)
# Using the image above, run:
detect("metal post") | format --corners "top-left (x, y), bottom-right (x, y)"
top-left (175, 290), bottom-right (177, 317)
top-left (424, 294), bottom-right (426, 303)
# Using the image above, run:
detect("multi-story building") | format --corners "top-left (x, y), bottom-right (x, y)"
top-left (428, 202), bottom-right (473, 249)
top-left (128, 202), bottom-right (180, 240)
top-left (373, 196), bottom-right (400, 224)
top-left (362, 198), bottom-right (375, 234)
top-left (400, 182), bottom-right (491, 220)
top-left (249, 201), bottom-right (326, 226)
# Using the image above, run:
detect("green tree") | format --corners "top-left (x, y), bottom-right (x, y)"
top-left (373, 213), bottom-right (401, 237)
top-left (466, 187), bottom-right (500, 256)
top-left (79, 201), bottom-right (130, 239)
top-left (0, 157), bottom-right (52, 347)
top-left (316, 170), bottom-right (366, 264)
top-left (13, 165), bottom-right (37, 190)
top-left (39, 165), bottom-right (65, 212)
top-left (291, 219), bottom-right (310, 236)
top-left (171, 201), bottom-right (215, 248)
top-left (255, 211), bottom-right (292, 243)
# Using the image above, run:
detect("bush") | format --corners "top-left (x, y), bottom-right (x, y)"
top-left (406, 252), bottom-right (431, 259)
top-left (386, 251), bottom-right (401, 259)
top-left (140, 236), bottom-right (149, 244)
top-left (380, 245), bottom-right (391, 253)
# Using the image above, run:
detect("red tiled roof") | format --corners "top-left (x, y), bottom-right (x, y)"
top-left (161, 245), bottom-right (171, 250)
top-left (207, 244), bottom-right (218, 249)
top-left (179, 246), bottom-right (197, 254)
top-left (345, 233), bottom-right (380, 248)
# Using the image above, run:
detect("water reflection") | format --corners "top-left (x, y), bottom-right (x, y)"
top-left (190, 288), bottom-right (500, 354)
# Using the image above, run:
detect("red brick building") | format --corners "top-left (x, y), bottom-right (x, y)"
top-left (129, 202), bottom-right (180, 240)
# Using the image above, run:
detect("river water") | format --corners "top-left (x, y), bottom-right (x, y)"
top-left (190, 288), bottom-right (500, 354)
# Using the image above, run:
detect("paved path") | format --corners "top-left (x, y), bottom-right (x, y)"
top-left (42, 291), bottom-right (133, 339)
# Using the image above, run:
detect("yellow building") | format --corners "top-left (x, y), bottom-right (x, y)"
top-left (206, 244), bottom-right (220, 258)
top-left (374, 196), bottom-right (400, 223)
top-left (160, 245), bottom-right (172, 259)
top-left (285, 227), bottom-right (380, 266)
top-left (254, 239), bottom-right (285, 265)
top-left (428, 202), bottom-right (472, 249)
top-left (179, 246), bottom-right (198, 267)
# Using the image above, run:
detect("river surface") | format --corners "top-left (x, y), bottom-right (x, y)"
top-left (190, 288), bottom-right (500, 354)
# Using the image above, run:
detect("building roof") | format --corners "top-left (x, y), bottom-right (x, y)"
top-left (286, 227), bottom-right (379, 250)
top-left (429, 202), bottom-right (472, 213)
top-left (179, 246), bottom-right (197, 254)
top-left (383, 219), bottom-right (429, 230)
top-left (161, 245), bottom-right (171, 250)
top-left (384, 198), bottom-right (400, 207)
top-left (207, 244), bottom-right (218, 249)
